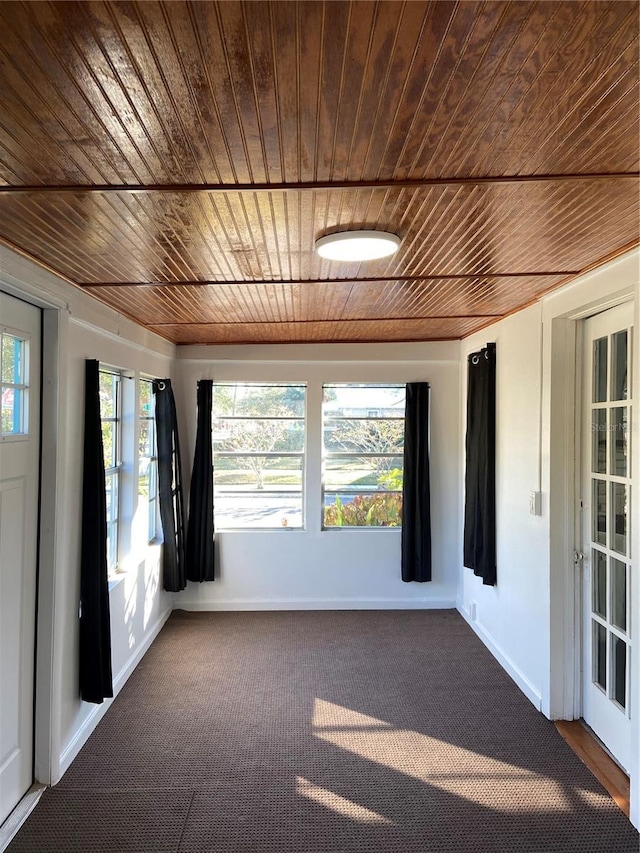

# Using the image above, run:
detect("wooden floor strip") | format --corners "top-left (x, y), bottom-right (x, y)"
top-left (555, 720), bottom-right (630, 816)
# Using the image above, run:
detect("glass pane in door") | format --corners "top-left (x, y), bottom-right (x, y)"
top-left (610, 482), bottom-right (627, 555)
top-left (611, 558), bottom-right (627, 632)
top-left (593, 337), bottom-right (608, 403)
top-left (592, 409), bottom-right (607, 474)
top-left (592, 479), bottom-right (606, 546)
top-left (610, 407), bottom-right (628, 476)
top-left (593, 621), bottom-right (607, 690)
top-left (611, 331), bottom-right (628, 401)
top-left (611, 636), bottom-right (626, 709)
top-left (592, 550), bottom-right (607, 618)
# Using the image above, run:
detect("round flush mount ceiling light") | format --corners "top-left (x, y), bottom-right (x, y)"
top-left (315, 230), bottom-right (400, 262)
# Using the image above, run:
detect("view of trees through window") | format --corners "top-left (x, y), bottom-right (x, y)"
top-left (212, 383), bottom-right (306, 528)
top-left (1, 332), bottom-right (27, 435)
top-left (99, 369), bottom-right (121, 571)
top-left (138, 379), bottom-right (158, 541)
top-left (323, 384), bottom-right (405, 527)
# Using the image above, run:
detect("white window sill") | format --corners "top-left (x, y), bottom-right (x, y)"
top-left (107, 574), bottom-right (126, 592)
top-left (216, 527), bottom-right (305, 533)
top-left (322, 526), bottom-right (402, 532)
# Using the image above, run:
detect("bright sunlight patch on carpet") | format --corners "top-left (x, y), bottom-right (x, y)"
top-left (312, 699), bottom-right (574, 813)
top-left (296, 777), bottom-right (394, 825)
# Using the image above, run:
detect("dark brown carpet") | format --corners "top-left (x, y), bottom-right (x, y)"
top-left (9, 610), bottom-right (639, 852)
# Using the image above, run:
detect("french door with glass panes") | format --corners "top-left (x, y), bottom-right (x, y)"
top-left (582, 302), bottom-right (633, 771)
top-left (0, 292), bottom-right (41, 823)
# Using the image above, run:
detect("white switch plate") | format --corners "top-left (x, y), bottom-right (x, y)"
top-left (529, 491), bottom-right (542, 515)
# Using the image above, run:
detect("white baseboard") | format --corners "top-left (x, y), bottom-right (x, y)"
top-left (457, 603), bottom-right (543, 712)
top-left (175, 597), bottom-right (457, 611)
top-left (58, 605), bottom-right (172, 780)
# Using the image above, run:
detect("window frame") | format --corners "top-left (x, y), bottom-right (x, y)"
top-left (138, 377), bottom-right (159, 543)
top-left (211, 381), bottom-right (307, 531)
top-left (99, 367), bottom-right (122, 573)
top-left (322, 382), bottom-right (406, 530)
top-left (0, 328), bottom-right (30, 439)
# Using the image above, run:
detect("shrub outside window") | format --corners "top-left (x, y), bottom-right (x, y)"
top-left (99, 369), bottom-right (121, 572)
top-left (212, 383), bottom-right (306, 529)
top-left (323, 384), bottom-right (405, 528)
top-left (138, 378), bottom-right (158, 542)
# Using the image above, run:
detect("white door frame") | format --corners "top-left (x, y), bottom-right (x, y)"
top-left (33, 306), bottom-right (66, 786)
top-left (0, 279), bottom-right (68, 789)
top-left (548, 315), bottom-right (581, 721)
top-left (547, 286), bottom-right (638, 824)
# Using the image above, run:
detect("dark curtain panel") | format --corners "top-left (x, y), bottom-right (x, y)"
top-left (463, 342), bottom-right (497, 586)
top-left (186, 380), bottom-right (215, 582)
top-left (80, 359), bottom-right (113, 704)
top-left (401, 382), bottom-right (432, 582)
top-left (153, 379), bottom-right (187, 592)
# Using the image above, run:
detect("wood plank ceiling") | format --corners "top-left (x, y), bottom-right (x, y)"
top-left (0, 0), bottom-right (638, 345)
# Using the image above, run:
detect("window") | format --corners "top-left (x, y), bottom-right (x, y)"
top-left (323, 384), bottom-right (405, 527)
top-left (99, 369), bottom-right (122, 572)
top-left (1, 331), bottom-right (29, 436)
top-left (138, 378), bottom-right (158, 541)
top-left (212, 383), bottom-right (306, 529)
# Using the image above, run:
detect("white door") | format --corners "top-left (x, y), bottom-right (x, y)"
top-left (582, 302), bottom-right (633, 771)
top-left (0, 291), bottom-right (40, 825)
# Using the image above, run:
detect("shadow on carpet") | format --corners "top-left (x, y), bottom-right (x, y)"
top-left (8, 610), bottom-right (639, 852)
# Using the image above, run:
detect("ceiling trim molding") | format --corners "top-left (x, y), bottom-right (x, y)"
top-left (0, 173), bottom-right (637, 195)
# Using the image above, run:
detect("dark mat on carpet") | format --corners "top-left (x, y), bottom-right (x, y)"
top-left (8, 610), bottom-right (639, 852)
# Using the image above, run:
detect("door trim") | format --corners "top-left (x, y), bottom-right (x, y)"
top-left (33, 307), bottom-right (66, 786)
top-left (549, 316), bottom-right (580, 720)
top-left (549, 295), bottom-right (635, 723)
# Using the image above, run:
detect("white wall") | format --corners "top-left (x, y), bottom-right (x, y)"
top-left (54, 319), bottom-right (175, 780)
top-left (457, 248), bottom-right (640, 824)
top-left (459, 303), bottom-right (548, 710)
top-left (173, 342), bottom-right (461, 610)
top-left (0, 244), bottom-right (176, 784)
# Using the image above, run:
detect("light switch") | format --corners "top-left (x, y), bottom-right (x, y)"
top-left (529, 491), bottom-right (542, 515)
